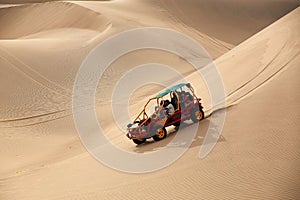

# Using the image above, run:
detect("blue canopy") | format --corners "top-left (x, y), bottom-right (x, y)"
top-left (155, 83), bottom-right (189, 98)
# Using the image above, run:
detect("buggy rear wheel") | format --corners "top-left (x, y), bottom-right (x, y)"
top-left (191, 108), bottom-right (204, 123)
top-left (152, 126), bottom-right (167, 141)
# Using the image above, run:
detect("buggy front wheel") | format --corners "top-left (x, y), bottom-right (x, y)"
top-left (132, 138), bottom-right (146, 145)
top-left (152, 126), bottom-right (167, 141)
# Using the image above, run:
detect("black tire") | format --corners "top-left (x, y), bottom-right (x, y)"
top-left (132, 138), bottom-right (146, 145)
top-left (191, 108), bottom-right (205, 123)
top-left (152, 126), bottom-right (167, 141)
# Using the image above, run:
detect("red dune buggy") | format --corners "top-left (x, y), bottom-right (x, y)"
top-left (126, 83), bottom-right (204, 145)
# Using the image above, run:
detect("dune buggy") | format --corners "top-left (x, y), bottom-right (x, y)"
top-left (126, 83), bottom-right (204, 145)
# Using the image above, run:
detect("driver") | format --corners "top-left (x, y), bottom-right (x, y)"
top-left (153, 100), bottom-right (175, 118)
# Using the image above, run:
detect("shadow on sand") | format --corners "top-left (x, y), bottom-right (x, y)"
top-left (133, 117), bottom-right (226, 154)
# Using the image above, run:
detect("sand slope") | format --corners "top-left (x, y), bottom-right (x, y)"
top-left (158, 0), bottom-right (300, 45)
top-left (0, 0), bottom-right (231, 127)
top-left (0, 1), bottom-right (111, 39)
top-left (0, 1), bottom-right (299, 200)
top-left (0, 1), bottom-right (112, 126)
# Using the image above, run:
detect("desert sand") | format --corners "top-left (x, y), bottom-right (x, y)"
top-left (0, 0), bottom-right (299, 199)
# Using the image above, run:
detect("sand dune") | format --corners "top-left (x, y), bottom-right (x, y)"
top-left (191, 5), bottom-right (300, 111)
top-left (0, 1), bottom-right (111, 126)
top-left (0, 0), bottom-right (230, 127)
top-left (0, 0), bottom-right (111, 3)
top-left (0, 0), bottom-right (299, 200)
top-left (0, 1), bottom-right (111, 39)
top-left (158, 0), bottom-right (300, 44)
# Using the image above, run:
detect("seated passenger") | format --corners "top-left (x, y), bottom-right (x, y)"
top-left (171, 91), bottom-right (179, 110)
top-left (164, 100), bottom-right (175, 116)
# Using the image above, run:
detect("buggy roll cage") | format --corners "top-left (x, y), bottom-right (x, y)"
top-left (131, 83), bottom-right (198, 128)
